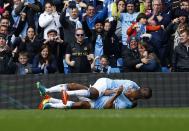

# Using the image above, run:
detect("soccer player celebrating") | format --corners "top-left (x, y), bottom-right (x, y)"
top-left (36, 78), bottom-right (152, 109)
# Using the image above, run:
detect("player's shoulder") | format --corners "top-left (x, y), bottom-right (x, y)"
top-left (97, 77), bottom-right (112, 81)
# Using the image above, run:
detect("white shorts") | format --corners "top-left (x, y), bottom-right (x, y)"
top-left (91, 78), bottom-right (113, 97)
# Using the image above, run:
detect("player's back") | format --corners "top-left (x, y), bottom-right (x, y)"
top-left (93, 93), bottom-right (133, 109)
top-left (112, 79), bottom-right (140, 91)
top-left (93, 95), bottom-right (111, 109)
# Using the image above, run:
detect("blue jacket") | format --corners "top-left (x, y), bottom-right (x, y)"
top-left (85, 2), bottom-right (108, 29)
top-left (32, 54), bottom-right (57, 74)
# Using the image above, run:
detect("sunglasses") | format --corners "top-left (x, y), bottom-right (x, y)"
top-left (76, 34), bottom-right (84, 36)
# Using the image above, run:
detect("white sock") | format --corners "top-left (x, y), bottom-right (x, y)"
top-left (46, 84), bottom-right (67, 93)
top-left (49, 98), bottom-right (62, 103)
top-left (67, 90), bottom-right (90, 97)
top-left (49, 101), bottom-right (74, 109)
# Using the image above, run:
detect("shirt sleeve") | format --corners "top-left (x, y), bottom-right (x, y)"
top-left (65, 44), bottom-right (72, 54)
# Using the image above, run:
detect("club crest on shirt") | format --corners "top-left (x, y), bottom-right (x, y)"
top-left (84, 47), bottom-right (88, 51)
top-left (72, 48), bottom-right (77, 52)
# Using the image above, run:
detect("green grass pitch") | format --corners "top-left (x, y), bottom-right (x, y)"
top-left (0, 108), bottom-right (189, 131)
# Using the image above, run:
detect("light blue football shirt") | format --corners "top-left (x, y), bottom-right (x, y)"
top-left (93, 93), bottom-right (133, 109)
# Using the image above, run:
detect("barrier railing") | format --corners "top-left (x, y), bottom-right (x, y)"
top-left (0, 73), bottom-right (189, 109)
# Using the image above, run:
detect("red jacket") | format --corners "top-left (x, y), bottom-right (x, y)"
top-left (127, 22), bottom-right (161, 37)
top-left (0, 7), bottom-right (5, 14)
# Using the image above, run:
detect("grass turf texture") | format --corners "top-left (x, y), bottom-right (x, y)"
top-left (0, 108), bottom-right (189, 131)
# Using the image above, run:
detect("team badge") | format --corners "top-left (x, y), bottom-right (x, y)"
top-left (84, 47), bottom-right (88, 50)
top-left (72, 48), bottom-right (77, 52)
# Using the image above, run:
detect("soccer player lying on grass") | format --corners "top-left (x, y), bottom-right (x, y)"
top-left (36, 78), bottom-right (152, 104)
top-left (36, 78), bottom-right (152, 109)
top-left (39, 85), bottom-right (145, 109)
top-left (39, 87), bottom-right (123, 109)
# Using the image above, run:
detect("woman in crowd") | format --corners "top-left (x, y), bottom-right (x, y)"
top-left (38, 1), bottom-right (61, 39)
top-left (17, 26), bottom-right (42, 64)
top-left (32, 44), bottom-right (57, 74)
top-left (136, 42), bottom-right (161, 72)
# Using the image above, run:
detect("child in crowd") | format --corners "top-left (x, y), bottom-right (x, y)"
top-left (93, 55), bottom-right (111, 74)
top-left (127, 13), bottom-right (163, 41)
top-left (16, 52), bottom-right (32, 75)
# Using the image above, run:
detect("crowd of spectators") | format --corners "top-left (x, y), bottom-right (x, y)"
top-left (0, 0), bottom-right (188, 75)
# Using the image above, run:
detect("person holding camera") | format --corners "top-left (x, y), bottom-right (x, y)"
top-left (43, 29), bottom-right (64, 73)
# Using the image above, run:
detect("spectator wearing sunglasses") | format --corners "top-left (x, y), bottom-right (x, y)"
top-left (65, 28), bottom-right (94, 73)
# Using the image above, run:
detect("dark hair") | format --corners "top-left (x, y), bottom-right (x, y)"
top-left (86, 4), bottom-right (95, 10)
top-left (100, 55), bottom-right (109, 61)
top-left (116, 0), bottom-right (126, 5)
top-left (45, 1), bottom-right (55, 6)
top-left (0, 17), bottom-right (10, 25)
top-left (95, 19), bottom-right (104, 25)
top-left (27, 26), bottom-right (36, 33)
top-left (136, 13), bottom-right (147, 22)
top-left (19, 51), bottom-right (29, 58)
top-left (25, 26), bottom-right (36, 43)
top-left (116, 0), bottom-right (126, 12)
top-left (181, 0), bottom-right (189, 4)
top-left (140, 87), bottom-right (152, 99)
top-left (125, 0), bottom-right (135, 5)
top-left (39, 44), bottom-right (51, 64)
top-left (43, 1), bottom-right (55, 12)
top-left (0, 33), bottom-right (6, 40)
top-left (175, 9), bottom-right (188, 18)
top-left (69, 1), bottom-right (76, 9)
top-left (180, 28), bottom-right (189, 36)
top-left (139, 42), bottom-right (151, 52)
top-left (104, 20), bottom-right (111, 24)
